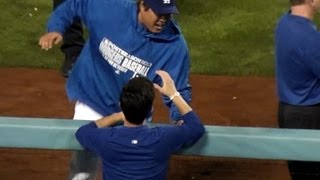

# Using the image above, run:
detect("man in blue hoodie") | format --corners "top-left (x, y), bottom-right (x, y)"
top-left (275, 0), bottom-right (320, 179)
top-left (39, 0), bottom-right (192, 179)
top-left (76, 70), bottom-right (205, 180)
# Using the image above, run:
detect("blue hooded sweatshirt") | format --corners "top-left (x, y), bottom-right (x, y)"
top-left (47, 0), bottom-right (191, 120)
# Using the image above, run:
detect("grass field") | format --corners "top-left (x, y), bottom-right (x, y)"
top-left (0, 0), bottom-right (289, 76)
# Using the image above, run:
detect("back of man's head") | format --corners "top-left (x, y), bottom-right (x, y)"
top-left (120, 76), bottom-right (155, 125)
top-left (290, 0), bottom-right (305, 6)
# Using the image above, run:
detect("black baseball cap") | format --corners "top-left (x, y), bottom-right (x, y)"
top-left (143, 0), bottom-right (179, 15)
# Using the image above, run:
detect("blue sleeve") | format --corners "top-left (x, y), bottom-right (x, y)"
top-left (162, 111), bottom-right (205, 152)
top-left (75, 122), bottom-right (109, 153)
top-left (47, 0), bottom-right (90, 34)
top-left (162, 38), bottom-right (192, 120)
top-left (305, 32), bottom-right (320, 78)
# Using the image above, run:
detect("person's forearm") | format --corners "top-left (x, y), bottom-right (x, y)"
top-left (171, 93), bottom-right (192, 115)
top-left (95, 112), bottom-right (124, 128)
top-left (180, 111), bottom-right (205, 146)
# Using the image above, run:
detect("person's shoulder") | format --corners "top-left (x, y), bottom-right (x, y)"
top-left (303, 32), bottom-right (320, 54)
top-left (104, 0), bottom-right (135, 6)
top-left (151, 124), bottom-right (183, 132)
top-left (149, 125), bottom-right (172, 134)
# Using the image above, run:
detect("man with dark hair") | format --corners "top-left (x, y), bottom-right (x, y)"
top-left (275, 0), bottom-right (320, 179)
top-left (119, 76), bottom-right (154, 125)
top-left (76, 70), bottom-right (205, 180)
top-left (53, 0), bottom-right (85, 77)
top-left (39, 0), bottom-right (192, 179)
top-left (289, 0), bottom-right (306, 6)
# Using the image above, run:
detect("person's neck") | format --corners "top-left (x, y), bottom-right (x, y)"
top-left (124, 119), bottom-right (143, 127)
top-left (291, 5), bottom-right (315, 20)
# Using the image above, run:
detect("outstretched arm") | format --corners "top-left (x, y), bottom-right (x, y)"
top-left (38, 0), bottom-right (89, 50)
top-left (94, 112), bottom-right (124, 128)
top-left (154, 70), bottom-right (192, 116)
top-left (75, 112), bottom-right (124, 152)
top-left (154, 70), bottom-right (205, 149)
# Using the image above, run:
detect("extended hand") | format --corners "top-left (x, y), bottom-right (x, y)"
top-left (38, 32), bottom-right (63, 50)
top-left (153, 70), bottom-right (177, 98)
top-left (154, 70), bottom-right (192, 115)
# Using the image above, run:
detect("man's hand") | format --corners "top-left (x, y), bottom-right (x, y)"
top-left (39, 32), bottom-right (63, 50)
top-left (154, 70), bottom-right (192, 116)
top-left (153, 70), bottom-right (177, 98)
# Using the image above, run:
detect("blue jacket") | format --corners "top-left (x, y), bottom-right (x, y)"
top-left (47, 0), bottom-right (191, 119)
top-left (275, 12), bottom-right (320, 105)
top-left (76, 111), bottom-right (205, 180)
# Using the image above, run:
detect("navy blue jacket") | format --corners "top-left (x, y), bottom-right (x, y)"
top-left (76, 111), bottom-right (205, 180)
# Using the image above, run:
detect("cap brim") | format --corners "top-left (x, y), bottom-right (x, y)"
top-left (156, 7), bottom-right (179, 15)
top-left (144, 0), bottom-right (179, 15)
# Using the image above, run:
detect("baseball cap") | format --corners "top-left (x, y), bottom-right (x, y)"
top-left (143, 0), bottom-right (179, 15)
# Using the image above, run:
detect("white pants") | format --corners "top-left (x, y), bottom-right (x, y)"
top-left (73, 101), bottom-right (103, 121)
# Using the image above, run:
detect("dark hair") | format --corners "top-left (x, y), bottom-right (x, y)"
top-left (137, 0), bottom-right (150, 11)
top-left (120, 76), bottom-right (155, 125)
top-left (289, 0), bottom-right (305, 5)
